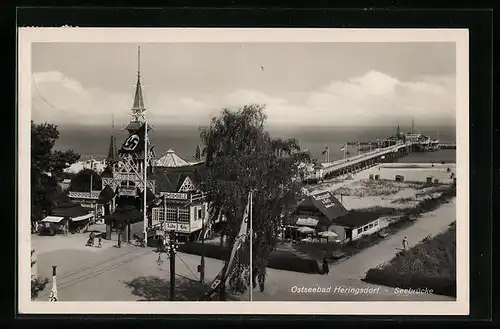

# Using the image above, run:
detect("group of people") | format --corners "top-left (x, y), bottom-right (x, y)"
top-left (86, 231), bottom-right (102, 248)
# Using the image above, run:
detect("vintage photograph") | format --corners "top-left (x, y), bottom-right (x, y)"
top-left (19, 28), bottom-right (469, 315)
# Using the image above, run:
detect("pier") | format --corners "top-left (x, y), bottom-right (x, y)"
top-left (438, 143), bottom-right (456, 149)
top-left (305, 141), bottom-right (414, 182)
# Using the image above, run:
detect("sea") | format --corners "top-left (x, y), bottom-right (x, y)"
top-left (54, 124), bottom-right (456, 164)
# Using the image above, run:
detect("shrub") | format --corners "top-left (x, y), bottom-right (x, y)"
top-left (178, 242), bottom-right (320, 274)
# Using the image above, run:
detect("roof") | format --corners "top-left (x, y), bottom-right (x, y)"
top-left (331, 211), bottom-right (381, 229)
top-left (123, 121), bottom-right (153, 132)
top-left (99, 185), bottom-right (115, 202)
top-left (151, 163), bottom-right (207, 193)
top-left (51, 203), bottom-right (90, 218)
top-left (156, 149), bottom-right (190, 167)
top-left (41, 216), bottom-right (65, 223)
top-left (136, 187), bottom-right (156, 204)
top-left (104, 206), bottom-right (144, 224)
top-left (297, 191), bottom-right (348, 222)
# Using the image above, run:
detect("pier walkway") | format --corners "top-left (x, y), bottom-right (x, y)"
top-left (305, 141), bottom-right (414, 181)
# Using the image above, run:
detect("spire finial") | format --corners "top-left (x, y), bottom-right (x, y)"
top-left (137, 46), bottom-right (141, 79)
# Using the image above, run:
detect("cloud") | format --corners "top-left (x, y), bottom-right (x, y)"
top-left (31, 70), bottom-right (455, 127)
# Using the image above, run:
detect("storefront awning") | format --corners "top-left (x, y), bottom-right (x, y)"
top-left (71, 213), bottom-right (94, 222)
top-left (41, 216), bottom-right (65, 223)
top-left (296, 217), bottom-right (319, 227)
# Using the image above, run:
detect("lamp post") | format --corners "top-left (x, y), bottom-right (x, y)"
top-left (168, 230), bottom-right (178, 301)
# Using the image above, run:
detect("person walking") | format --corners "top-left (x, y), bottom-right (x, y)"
top-left (402, 236), bottom-right (409, 251)
top-left (117, 232), bottom-right (122, 248)
top-left (97, 236), bottom-right (102, 248)
top-left (322, 256), bottom-right (329, 275)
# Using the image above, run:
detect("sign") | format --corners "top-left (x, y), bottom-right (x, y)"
top-left (163, 222), bottom-right (191, 233)
top-left (160, 192), bottom-right (188, 200)
top-left (313, 192), bottom-right (336, 208)
top-left (114, 173), bottom-right (141, 182)
top-left (119, 186), bottom-right (137, 197)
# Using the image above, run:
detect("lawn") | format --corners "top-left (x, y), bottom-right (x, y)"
top-left (363, 224), bottom-right (456, 297)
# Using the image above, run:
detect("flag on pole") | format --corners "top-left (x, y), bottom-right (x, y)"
top-left (201, 193), bottom-right (251, 300)
top-left (118, 123), bottom-right (147, 156)
top-left (49, 266), bottom-right (58, 302)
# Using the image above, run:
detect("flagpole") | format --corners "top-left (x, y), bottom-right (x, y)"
top-left (249, 191), bottom-right (253, 302)
top-left (143, 121), bottom-right (148, 247)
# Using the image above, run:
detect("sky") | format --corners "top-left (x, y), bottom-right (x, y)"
top-left (31, 42), bottom-right (456, 128)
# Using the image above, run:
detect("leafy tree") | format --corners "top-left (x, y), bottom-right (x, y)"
top-left (69, 169), bottom-right (102, 192)
top-left (200, 104), bottom-right (310, 300)
top-left (31, 249), bottom-right (48, 300)
top-left (31, 121), bottom-right (80, 222)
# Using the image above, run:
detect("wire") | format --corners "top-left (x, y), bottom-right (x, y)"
top-left (175, 253), bottom-right (199, 281)
top-left (32, 75), bottom-right (65, 112)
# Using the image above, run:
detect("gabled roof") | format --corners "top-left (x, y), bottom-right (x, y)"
top-left (156, 149), bottom-right (190, 167)
top-left (99, 185), bottom-right (115, 202)
top-left (150, 164), bottom-right (207, 193)
top-left (297, 191), bottom-right (348, 222)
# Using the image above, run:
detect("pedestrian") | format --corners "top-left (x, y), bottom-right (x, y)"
top-left (322, 256), bottom-right (329, 275)
top-left (402, 236), bottom-right (409, 250)
top-left (117, 232), bottom-right (122, 248)
top-left (98, 236), bottom-right (102, 248)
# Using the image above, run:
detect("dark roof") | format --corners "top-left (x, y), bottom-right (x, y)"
top-left (51, 203), bottom-right (90, 218)
top-left (99, 185), bottom-right (115, 202)
top-left (136, 187), bottom-right (156, 204)
top-left (104, 205), bottom-right (143, 224)
top-left (150, 164), bottom-right (207, 193)
top-left (101, 166), bottom-right (114, 178)
top-left (297, 191), bottom-right (348, 221)
top-left (331, 211), bottom-right (381, 228)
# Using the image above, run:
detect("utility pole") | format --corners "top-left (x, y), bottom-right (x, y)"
top-left (169, 230), bottom-right (177, 301)
top-left (200, 214), bottom-right (205, 284)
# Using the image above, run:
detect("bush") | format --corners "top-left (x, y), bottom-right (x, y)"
top-left (363, 227), bottom-right (456, 297)
top-left (178, 242), bottom-right (320, 274)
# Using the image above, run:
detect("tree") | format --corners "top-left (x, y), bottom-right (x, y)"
top-left (69, 169), bottom-right (102, 192)
top-left (31, 249), bottom-right (48, 300)
top-left (200, 104), bottom-right (310, 299)
top-left (31, 121), bottom-right (80, 222)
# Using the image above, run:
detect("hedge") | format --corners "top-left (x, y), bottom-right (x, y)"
top-left (364, 269), bottom-right (456, 297)
top-left (178, 242), bottom-right (320, 274)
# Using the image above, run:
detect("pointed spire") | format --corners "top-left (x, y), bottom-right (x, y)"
top-left (107, 116), bottom-right (118, 164)
top-left (131, 46), bottom-right (146, 117)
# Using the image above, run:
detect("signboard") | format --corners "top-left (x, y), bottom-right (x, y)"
top-left (160, 192), bottom-right (188, 200)
top-left (190, 219), bottom-right (203, 232)
top-left (313, 192), bottom-right (335, 209)
top-left (114, 173), bottom-right (141, 182)
top-left (119, 186), bottom-right (137, 197)
top-left (163, 222), bottom-right (191, 233)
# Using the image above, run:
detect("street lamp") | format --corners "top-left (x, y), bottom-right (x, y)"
top-left (167, 230), bottom-right (179, 301)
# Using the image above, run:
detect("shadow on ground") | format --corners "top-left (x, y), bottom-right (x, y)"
top-left (124, 275), bottom-right (239, 301)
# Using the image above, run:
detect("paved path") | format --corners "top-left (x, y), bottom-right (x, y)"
top-left (34, 200), bottom-right (455, 302)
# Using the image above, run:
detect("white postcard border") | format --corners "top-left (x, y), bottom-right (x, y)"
top-left (18, 28), bottom-right (469, 315)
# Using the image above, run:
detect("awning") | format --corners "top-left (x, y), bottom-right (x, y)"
top-left (41, 216), bottom-right (65, 223)
top-left (71, 213), bottom-right (94, 222)
top-left (297, 226), bottom-right (315, 233)
top-left (296, 217), bottom-right (319, 227)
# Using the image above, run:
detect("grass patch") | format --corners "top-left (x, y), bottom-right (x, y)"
top-left (363, 226), bottom-right (456, 297)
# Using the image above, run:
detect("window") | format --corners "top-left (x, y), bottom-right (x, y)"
top-left (368, 223), bottom-right (373, 229)
top-left (160, 206), bottom-right (190, 223)
top-left (363, 226), bottom-right (368, 232)
top-left (198, 208), bottom-right (202, 220)
top-left (357, 228), bottom-right (362, 234)
top-left (373, 220), bottom-right (378, 227)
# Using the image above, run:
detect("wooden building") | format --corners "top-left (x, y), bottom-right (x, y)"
top-left (291, 191), bottom-right (381, 242)
top-left (149, 157), bottom-right (209, 243)
top-left (39, 202), bottom-right (94, 235)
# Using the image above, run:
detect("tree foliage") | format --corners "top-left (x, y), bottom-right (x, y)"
top-left (31, 121), bottom-right (80, 222)
top-left (200, 104), bottom-right (310, 298)
top-left (31, 249), bottom-right (48, 300)
top-left (69, 168), bottom-right (102, 192)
